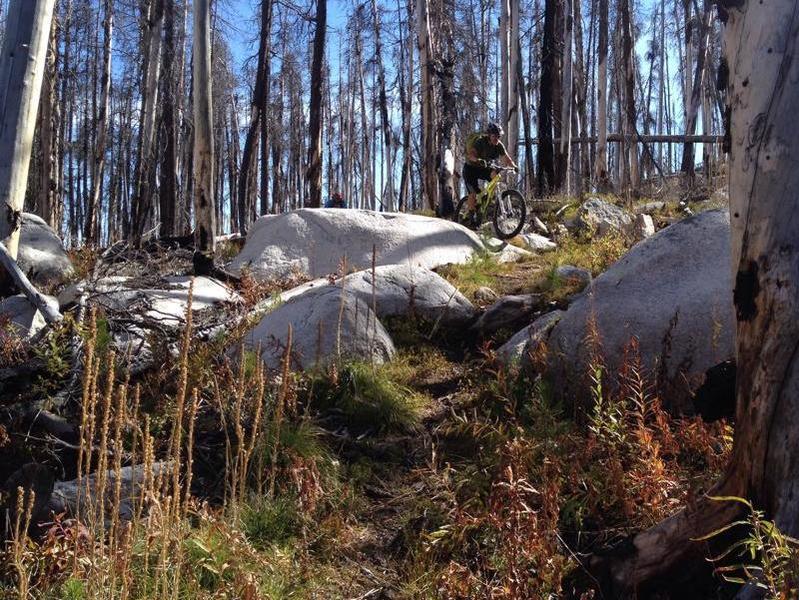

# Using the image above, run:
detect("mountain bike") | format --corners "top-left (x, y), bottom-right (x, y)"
top-left (454, 165), bottom-right (527, 240)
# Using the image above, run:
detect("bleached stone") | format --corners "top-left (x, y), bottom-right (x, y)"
top-left (228, 209), bottom-right (485, 281)
top-left (243, 286), bottom-right (395, 371)
top-left (521, 232), bottom-right (557, 252)
top-left (0, 295), bottom-right (50, 339)
top-left (545, 209), bottom-right (735, 412)
top-left (18, 213), bottom-right (74, 285)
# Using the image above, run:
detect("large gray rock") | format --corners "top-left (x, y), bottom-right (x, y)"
top-left (18, 213), bottom-right (73, 285)
top-left (243, 286), bottom-right (395, 371)
top-left (340, 264), bottom-right (475, 327)
top-left (0, 295), bottom-right (50, 339)
top-left (264, 264), bottom-right (476, 328)
top-left (228, 209), bottom-right (485, 281)
top-left (497, 310), bottom-right (565, 366)
top-left (545, 209), bottom-right (734, 412)
top-left (576, 198), bottom-right (634, 238)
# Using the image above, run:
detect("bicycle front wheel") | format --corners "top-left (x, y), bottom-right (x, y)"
top-left (492, 190), bottom-right (526, 239)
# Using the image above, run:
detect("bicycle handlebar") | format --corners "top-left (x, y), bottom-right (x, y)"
top-left (489, 164), bottom-right (517, 173)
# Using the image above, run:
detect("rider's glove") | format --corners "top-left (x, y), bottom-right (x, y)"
top-left (479, 159), bottom-right (490, 168)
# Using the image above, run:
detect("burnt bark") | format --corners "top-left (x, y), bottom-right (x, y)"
top-left (596, 1), bottom-right (799, 594)
top-left (306, 0), bottom-right (326, 208)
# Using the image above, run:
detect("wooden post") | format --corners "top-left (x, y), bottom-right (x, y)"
top-left (0, 0), bottom-right (56, 276)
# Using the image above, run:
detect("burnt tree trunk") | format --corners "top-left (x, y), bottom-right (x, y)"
top-left (598, 1), bottom-right (799, 594)
top-left (306, 0), bottom-right (326, 209)
top-left (681, 0), bottom-right (714, 178)
top-left (595, 0), bottom-right (609, 190)
top-left (192, 0), bottom-right (215, 274)
top-left (159, 0), bottom-right (179, 237)
top-left (238, 0), bottom-right (272, 229)
top-left (86, 0), bottom-right (112, 246)
top-left (537, 0), bottom-right (559, 195)
top-left (0, 0), bottom-right (55, 278)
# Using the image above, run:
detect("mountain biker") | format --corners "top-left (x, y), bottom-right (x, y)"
top-left (463, 123), bottom-right (518, 222)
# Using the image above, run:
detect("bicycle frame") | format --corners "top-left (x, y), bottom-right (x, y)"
top-left (474, 172), bottom-right (505, 221)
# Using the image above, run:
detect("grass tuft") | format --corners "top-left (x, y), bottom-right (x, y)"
top-left (437, 251), bottom-right (511, 298)
top-left (310, 361), bottom-right (425, 434)
top-left (241, 496), bottom-right (302, 550)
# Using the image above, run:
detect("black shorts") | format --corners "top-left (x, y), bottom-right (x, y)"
top-left (463, 163), bottom-right (493, 194)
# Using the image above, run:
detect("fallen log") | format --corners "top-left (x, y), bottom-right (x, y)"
top-left (0, 241), bottom-right (62, 324)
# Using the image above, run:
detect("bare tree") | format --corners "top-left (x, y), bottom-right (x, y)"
top-left (131, 0), bottom-right (165, 242)
top-left (372, 0), bottom-right (394, 211)
top-left (192, 0), bottom-right (216, 274)
top-left (594, 0), bottom-right (609, 190)
top-left (159, 0), bottom-right (181, 237)
top-left (537, 0), bottom-right (559, 195)
top-left (499, 0), bottom-right (519, 163)
top-left (680, 0), bottom-right (714, 178)
top-left (417, 0), bottom-right (437, 211)
top-left (620, 0), bottom-right (638, 192)
top-left (0, 0), bottom-right (56, 291)
top-left (307, 0), bottom-right (326, 208)
top-left (86, 0), bottom-right (113, 246)
top-left (599, 0), bottom-right (799, 592)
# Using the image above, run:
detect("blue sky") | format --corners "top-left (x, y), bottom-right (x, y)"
top-left (224, 0), bottom-right (350, 69)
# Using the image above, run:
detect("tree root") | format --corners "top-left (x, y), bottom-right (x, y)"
top-left (192, 250), bottom-right (241, 284)
top-left (591, 473), bottom-right (744, 597)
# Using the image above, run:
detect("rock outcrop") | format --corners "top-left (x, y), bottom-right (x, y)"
top-left (228, 209), bottom-right (485, 281)
top-left (0, 295), bottom-right (54, 340)
top-left (18, 213), bottom-right (74, 285)
top-left (244, 286), bottom-right (395, 371)
top-left (575, 198), bottom-right (634, 238)
top-left (543, 209), bottom-right (734, 412)
top-left (266, 264), bottom-right (476, 329)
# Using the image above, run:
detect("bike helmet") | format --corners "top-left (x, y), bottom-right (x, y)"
top-left (486, 122), bottom-right (504, 137)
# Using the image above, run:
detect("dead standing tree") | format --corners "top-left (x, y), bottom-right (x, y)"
top-left (131, 0), bottom-right (165, 242)
top-left (192, 0), bottom-right (216, 275)
top-left (681, 0), bottom-right (714, 179)
top-left (537, 0), bottom-right (560, 195)
top-left (0, 0), bottom-right (56, 294)
top-left (239, 0), bottom-right (273, 229)
top-left (596, 0), bottom-right (799, 594)
top-left (417, 0), bottom-right (438, 212)
top-left (595, 0), bottom-right (610, 189)
top-left (306, 0), bottom-right (326, 209)
top-left (86, 0), bottom-right (113, 246)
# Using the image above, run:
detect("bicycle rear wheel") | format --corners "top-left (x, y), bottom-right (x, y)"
top-left (492, 190), bottom-right (526, 239)
top-left (454, 195), bottom-right (481, 229)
